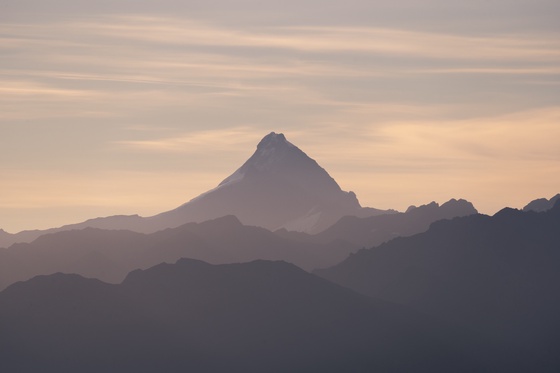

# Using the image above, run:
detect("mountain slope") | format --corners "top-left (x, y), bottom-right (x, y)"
top-left (0, 215), bottom-right (359, 291)
top-left (0, 259), bottom-right (486, 372)
top-left (151, 132), bottom-right (381, 233)
top-left (277, 198), bottom-right (477, 248)
top-left (316, 202), bottom-right (560, 371)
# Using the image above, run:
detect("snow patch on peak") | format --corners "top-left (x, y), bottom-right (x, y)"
top-left (279, 207), bottom-right (323, 232)
top-left (185, 169), bottom-right (245, 206)
top-left (218, 168), bottom-right (245, 187)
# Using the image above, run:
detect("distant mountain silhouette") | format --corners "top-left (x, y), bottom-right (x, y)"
top-left (0, 215), bottom-right (146, 248)
top-left (277, 198), bottom-right (477, 248)
top-left (316, 202), bottom-right (560, 371)
top-left (0, 132), bottom-right (392, 247)
top-left (523, 193), bottom-right (560, 212)
top-left (0, 259), bottom-right (488, 372)
top-left (150, 132), bottom-right (390, 233)
top-left (0, 215), bottom-right (359, 291)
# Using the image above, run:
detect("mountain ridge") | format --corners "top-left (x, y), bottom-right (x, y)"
top-left (276, 197), bottom-right (477, 248)
top-left (523, 193), bottom-right (560, 212)
top-left (0, 215), bottom-right (360, 291)
top-left (316, 202), bottom-right (560, 372)
top-left (0, 258), bottom-right (489, 372)
top-left (0, 132), bottom-right (391, 247)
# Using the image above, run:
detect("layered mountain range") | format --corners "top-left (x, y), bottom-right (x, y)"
top-left (2, 131), bottom-right (559, 372)
top-left (2, 202), bottom-right (558, 371)
top-left (0, 132), bottom-right (392, 248)
top-left (0, 198), bottom-right (480, 291)
top-left (0, 259), bottom-right (493, 372)
top-left (317, 201), bottom-right (560, 371)
top-left (277, 198), bottom-right (477, 248)
top-left (0, 132), bottom-right (495, 293)
top-left (0, 215), bottom-right (358, 291)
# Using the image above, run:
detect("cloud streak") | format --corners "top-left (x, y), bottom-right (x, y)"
top-left (117, 127), bottom-right (262, 153)
top-left (67, 16), bottom-right (559, 61)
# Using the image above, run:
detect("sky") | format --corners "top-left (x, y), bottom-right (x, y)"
top-left (1, 0), bottom-right (559, 233)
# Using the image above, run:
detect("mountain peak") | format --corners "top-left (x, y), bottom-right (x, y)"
top-left (217, 132), bottom-right (304, 186)
top-left (154, 131), bottom-right (369, 233)
top-left (249, 132), bottom-right (301, 172)
top-left (219, 131), bottom-right (317, 181)
top-left (257, 132), bottom-right (294, 150)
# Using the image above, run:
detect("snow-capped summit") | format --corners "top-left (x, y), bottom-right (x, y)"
top-left (219, 132), bottom-right (352, 199)
top-left (226, 132), bottom-right (301, 175)
top-left (219, 132), bottom-right (295, 187)
top-left (152, 132), bottom-right (384, 233)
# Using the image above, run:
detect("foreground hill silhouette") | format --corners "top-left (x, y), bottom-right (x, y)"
top-left (317, 201), bottom-right (560, 371)
top-left (0, 259), bottom-right (483, 372)
top-left (0, 216), bottom-right (359, 291)
top-left (0, 132), bottom-right (391, 247)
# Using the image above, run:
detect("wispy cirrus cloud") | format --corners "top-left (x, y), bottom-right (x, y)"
top-left (67, 16), bottom-right (560, 61)
top-left (116, 127), bottom-right (263, 153)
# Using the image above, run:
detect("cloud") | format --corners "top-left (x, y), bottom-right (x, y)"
top-left (116, 127), bottom-right (263, 153)
top-left (413, 67), bottom-right (560, 75)
top-left (3, 15), bottom-right (557, 128)
top-left (4, 16), bottom-right (559, 72)
top-left (305, 107), bottom-right (560, 163)
top-left (65, 16), bottom-right (559, 61)
top-left (0, 80), bottom-right (95, 98)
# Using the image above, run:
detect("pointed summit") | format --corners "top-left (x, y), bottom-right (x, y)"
top-left (257, 131), bottom-right (293, 148)
top-left (219, 132), bottom-right (347, 198)
top-left (152, 132), bottom-right (386, 233)
top-left (219, 132), bottom-right (305, 186)
top-left (245, 132), bottom-right (301, 173)
top-left (238, 132), bottom-right (307, 173)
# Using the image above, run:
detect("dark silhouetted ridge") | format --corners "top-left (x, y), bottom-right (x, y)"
top-left (0, 259), bottom-right (483, 372)
top-left (316, 205), bottom-right (560, 372)
top-left (523, 193), bottom-right (560, 212)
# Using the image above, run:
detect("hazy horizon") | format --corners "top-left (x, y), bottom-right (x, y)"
top-left (2, 0), bottom-right (559, 232)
